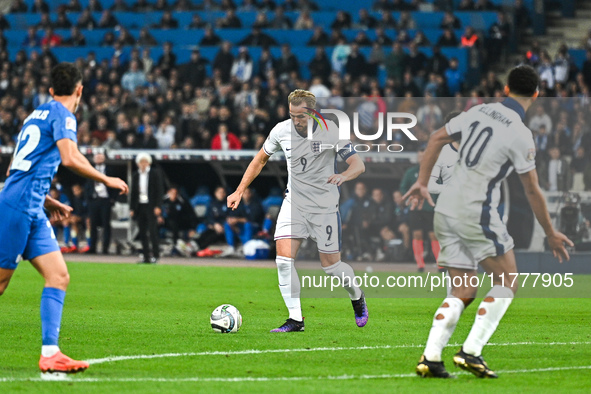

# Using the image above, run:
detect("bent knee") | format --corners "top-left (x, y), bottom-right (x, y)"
top-left (46, 271), bottom-right (70, 290)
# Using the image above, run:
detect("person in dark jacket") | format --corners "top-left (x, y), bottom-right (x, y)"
top-left (85, 153), bottom-right (117, 254)
top-left (162, 185), bottom-right (198, 245)
top-left (130, 153), bottom-right (165, 263)
top-left (223, 188), bottom-right (264, 254)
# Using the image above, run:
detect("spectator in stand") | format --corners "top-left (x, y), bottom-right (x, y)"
top-left (117, 28), bottom-right (137, 46)
top-left (32, 0), bottom-right (50, 13)
top-left (9, 0), bottom-right (28, 13)
top-left (385, 42), bottom-right (407, 83)
top-left (133, 0), bottom-right (154, 11)
top-left (23, 27), bottom-right (41, 47)
top-left (98, 9), bottom-right (119, 28)
top-left (231, 47), bottom-right (253, 83)
top-left (538, 147), bottom-right (570, 191)
top-left (87, 0), bottom-right (104, 11)
top-left (137, 28), bottom-right (157, 47)
top-left (309, 47), bottom-right (331, 83)
top-left (378, 11), bottom-right (397, 28)
top-left (367, 187), bottom-right (394, 253)
top-left (444, 57), bottom-right (463, 95)
top-left (122, 60), bottom-right (147, 92)
top-left (76, 9), bottom-right (98, 29)
top-left (461, 26), bottom-right (480, 48)
top-left (162, 185), bottom-right (198, 247)
top-left (440, 11), bottom-right (461, 30)
top-left (157, 42), bottom-right (177, 78)
top-left (217, 9), bottom-right (242, 28)
top-left (398, 11), bottom-right (416, 29)
top-left (331, 11), bottom-right (352, 29)
top-left (436, 27), bottom-right (458, 47)
top-left (157, 10), bottom-right (179, 29)
top-left (111, 0), bottom-right (129, 11)
top-left (345, 44), bottom-right (368, 80)
top-left (55, 12), bottom-right (72, 29)
top-left (224, 188), bottom-right (264, 255)
top-left (130, 153), bottom-right (165, 263)
top-left (294, 10), bottom-right (315, 30)
top-left (458, 0), bottom-right (474, 10)
top-left (252, 12), bottom-right (270, 28)
top-left (488, 12), bottom-right (511, 64)
top-left (211, 123), bottom-right (242, 150)
top-left (239, 27), bottom-right (277, 47)
top-left (537, 51), bottom-right (555, 90)
top-left (356, 8), bottom-right (377, 29)
top-left (353, 31), bottom-right (373, 47)
top-left (200, 26), bottom-right (222, 46)
top-left (277, 44), bottom-right (299, 79)
top-left (65, 0), bottom-right (82, 11)
top-left (64, 26), bottom-right (86, 46)
top-left (270, 6), bottom-right (293, 29)
top-left (188, 13), bottom-right (206, 28)
top-left (155, 115), bottom-right (177, 148)
top-left (529, 105), bottom-right (553, 134)
top-left (571, 147), bottom-right (591, 191)
top-left (37, 13), bottom-right (53, 29)
top-left (213, 41), bottom-right (234, 82)
top-left (179, 49), bottom-right (208, 88)
top-left (154, 0), bottom-right (171, 11)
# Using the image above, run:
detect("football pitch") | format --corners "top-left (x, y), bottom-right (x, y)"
top-left (0, 261), bottom-right (590, 393)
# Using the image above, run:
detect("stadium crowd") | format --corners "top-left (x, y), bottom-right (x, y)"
top-left (2, 0), bottom-right (591, 260)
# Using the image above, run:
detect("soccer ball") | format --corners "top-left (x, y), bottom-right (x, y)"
top-left (210, 304), bottom-right (242, 333)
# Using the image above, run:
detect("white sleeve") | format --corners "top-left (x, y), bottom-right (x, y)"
top-left (444, 110), bottom-right (467, 141)
top-left (428, 159), bottom-right (445, 194)
top-left (509, 131), bottom-right (537, 174)
top-left (262, 123), bottom-right (282, 156)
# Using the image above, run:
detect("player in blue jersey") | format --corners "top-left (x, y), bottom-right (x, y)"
top-left (0, 63), bottom-right (128, 374)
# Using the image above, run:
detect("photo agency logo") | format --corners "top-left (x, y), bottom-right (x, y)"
top-left (305, 107), bottom-right (418, 153)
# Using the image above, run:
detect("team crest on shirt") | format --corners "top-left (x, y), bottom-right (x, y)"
top-left (527, 148), bottom-right (536, 162)
top-left (65, 117), bottom-right (77, 131)
top-left (310, 141), bottom-right (322, 154)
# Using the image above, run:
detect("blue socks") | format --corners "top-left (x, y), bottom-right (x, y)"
top-left (63, 226), bottom-right (71, 245)
top-left (224, 223), bottom-right (236, 247)
top-left (40, 287), bottom-right (66, 346)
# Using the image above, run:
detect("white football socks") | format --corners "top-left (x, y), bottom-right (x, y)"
top-left (322, 261), bottom-right (362, 300)
top-left (276, 256), bottom-right (302, 322)
top-left (41, 345), bottom-right (60, 358)
top-left (423, 296), bottom-right (465, 362)
top-left (463, 285), bottom-right (514, 357)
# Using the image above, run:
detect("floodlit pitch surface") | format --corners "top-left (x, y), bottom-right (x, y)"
top-left (0, 261), bottom-right (589, 392)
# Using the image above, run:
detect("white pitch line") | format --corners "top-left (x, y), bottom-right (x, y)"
top-left (86, 341), bottom-right (591, 365)
top-left (1, 365), bottom-right (591, 383)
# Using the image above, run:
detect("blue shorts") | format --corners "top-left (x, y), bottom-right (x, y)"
top-left (0, 201), bottom-right (59, 270)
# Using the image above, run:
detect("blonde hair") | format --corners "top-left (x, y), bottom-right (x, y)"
top-left (288, 89), bottom-right (316, 108)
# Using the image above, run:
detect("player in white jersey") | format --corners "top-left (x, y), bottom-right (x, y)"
top-left (403, 66), bottom-right (572, 378)
top-left (227, 90), bottom-right (368, 332)
top-left (427, 111), bottom-right (461, 276)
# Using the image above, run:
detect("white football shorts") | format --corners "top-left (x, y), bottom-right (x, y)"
top-left (274, 199), bottom-right (341, 254)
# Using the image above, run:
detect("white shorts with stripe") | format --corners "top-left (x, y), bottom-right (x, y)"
top-left (274, 199), bottom-right (341, 254)
top-left (434, 211), bottom-right (514, 270)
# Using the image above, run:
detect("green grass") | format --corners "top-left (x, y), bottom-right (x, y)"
top-left (0, 262), bottom-right (590, 393)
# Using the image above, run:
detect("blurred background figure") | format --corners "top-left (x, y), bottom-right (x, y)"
top-left (85, 153), bottom-right (115, 254)
top-left (130, 153), bottom-right (164, 263)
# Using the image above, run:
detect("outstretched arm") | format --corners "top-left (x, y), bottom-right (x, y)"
top-left (402, 126), bottom-right (452, 208)
top-left (519, 169), bottom-right (573, 262)
top-left (227, 148), bottom-right (271, 210)
top-left (56, 139), bottom-right (128, 195)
